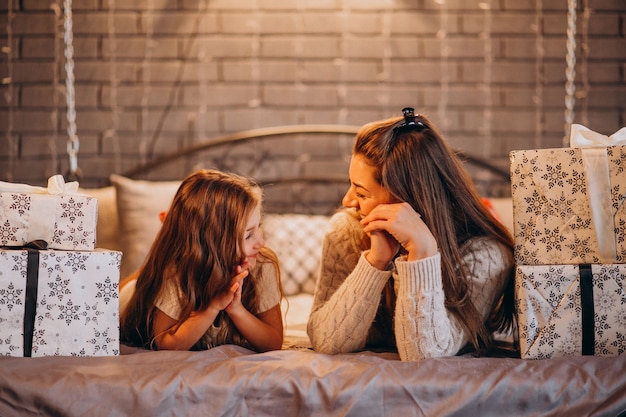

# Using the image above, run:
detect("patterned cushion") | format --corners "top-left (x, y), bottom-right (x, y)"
top-left (262, 213), bottom-right (330, 296)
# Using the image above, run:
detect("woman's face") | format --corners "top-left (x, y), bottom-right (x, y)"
top-left (342, 153), bottom-right (392, 218)
top-left (242, 203), bottom-right (264, 269)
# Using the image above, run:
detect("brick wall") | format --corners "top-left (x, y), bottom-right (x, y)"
top-left (1, 0), bottom-right (625, 202)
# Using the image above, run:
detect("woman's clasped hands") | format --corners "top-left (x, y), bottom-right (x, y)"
top-left (360, 202), bottom-right (438, 268)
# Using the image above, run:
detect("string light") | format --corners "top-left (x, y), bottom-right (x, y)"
top-left (563, 0), bottom-right (577, 145)
top-left (63, 0), bottom-right (81, 181)
top-left (4, 0), bottom-right (15, 181)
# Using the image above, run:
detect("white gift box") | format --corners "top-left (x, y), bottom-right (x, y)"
top-left (515, 264), bottom-right (626, 359)
top-left (0, 175), bottom-right (98, 250)
top-left (0, 247), bottom-right (121, 357)
top-left (510, 144), bottom-right (626, 265)
top-left (510, 125), bottom-right (626, 265)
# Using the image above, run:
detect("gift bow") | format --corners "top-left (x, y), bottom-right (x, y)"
top-left (569, 124), bottom-right (626, 263)
top-left (570, 123), bottom-right (626, 148)
top-left (0, 174), bottom-right (79, 195)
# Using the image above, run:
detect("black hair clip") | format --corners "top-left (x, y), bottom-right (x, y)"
top-left (393, 107), bottom-right (425, 135)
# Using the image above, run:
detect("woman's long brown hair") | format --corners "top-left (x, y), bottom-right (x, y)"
top-left (120, 169), bottom-right (280, 350)
top-left (353, 114), bottom-right (515, 353)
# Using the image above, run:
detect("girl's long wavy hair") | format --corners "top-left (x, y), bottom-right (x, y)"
top-left (120, 169), bottom-right (280, 350)
top-left (353, 113), bottom-right (515, 353)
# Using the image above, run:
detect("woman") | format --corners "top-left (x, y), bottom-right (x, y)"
top-left (307, 108), bottom-right (515, 361)
top-left (120, 169), bottom-right (283, 352)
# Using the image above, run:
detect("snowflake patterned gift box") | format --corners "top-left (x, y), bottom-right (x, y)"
top-left (0, 247), bottom-right (121, 357)
top-left (515, 264), bottom-right (626, 360)
top-left (509, 144), bottom-right (626, 265)
top-left (0, 175), bottom-right (98, 251)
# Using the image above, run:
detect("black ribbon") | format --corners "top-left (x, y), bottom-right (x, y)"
top-left (19, 240), bottom-right (48, 357)
top-left (579, 264), bottom-right (595, 356)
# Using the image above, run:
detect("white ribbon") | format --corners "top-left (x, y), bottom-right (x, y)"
top-left (0, 174), bottom-right (79, 194)
top-left (0, 175), bottom-right (82, 246)
top-left (569, 124), bottom-right (626, 263)
top-left (570, 124), bottom-right (626, 148)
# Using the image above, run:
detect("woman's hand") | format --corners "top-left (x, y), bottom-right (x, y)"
top-left (364, 229), bottom-right (399, 270)
top-left (361, 202), bottom-right (438, 264)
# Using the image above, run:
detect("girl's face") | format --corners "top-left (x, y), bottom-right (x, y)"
top-left (342, 153), bottom-right (392, 218)
top-left (242, 203), bottom-right (264, 269)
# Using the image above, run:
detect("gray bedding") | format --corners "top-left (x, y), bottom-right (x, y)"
top-left (1, 345), bottom-right (624, 417)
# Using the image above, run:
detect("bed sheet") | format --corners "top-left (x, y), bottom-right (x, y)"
top-left (1, 344), bottom-right (625, 417)
top-left (2, 295), bottom-right (625, 417)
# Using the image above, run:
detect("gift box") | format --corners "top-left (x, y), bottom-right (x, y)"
top-left (0, 246), bottom-right (121, 357)
top-left (509, 125), bottom-right (626, 265)
top-left (0, 175), bottom-right (98, 250)
top-left (515, 264), bottom-right (626, 359)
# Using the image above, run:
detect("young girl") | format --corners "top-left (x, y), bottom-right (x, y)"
top-left (120, 169), bottom-right (283, 352)
top-left (307, 108), bottom-right (516, 361)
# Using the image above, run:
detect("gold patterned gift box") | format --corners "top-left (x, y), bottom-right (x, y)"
top-left (515, 264), bottom-right (626, 359)
top-left (510, 143), bottom-right (626, 265)
top-left (0, 175), bottom-right (98, 251)
top-left (0, 247), bottom-right (121, 357)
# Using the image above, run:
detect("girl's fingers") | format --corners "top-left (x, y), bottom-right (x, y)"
top-left (229, 269), bottom-right (248, 293)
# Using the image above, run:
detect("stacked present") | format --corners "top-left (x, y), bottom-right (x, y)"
top-left (0, 175), bottom-right (121, 357)
top-left (510, 124), bottom-right (626, 359)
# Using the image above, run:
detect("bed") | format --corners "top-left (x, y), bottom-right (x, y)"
top-left (1, 125), bottom-right (625, 417)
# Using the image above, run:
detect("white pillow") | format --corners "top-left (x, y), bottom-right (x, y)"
top-left (109, 175), bottom-right (180, 279)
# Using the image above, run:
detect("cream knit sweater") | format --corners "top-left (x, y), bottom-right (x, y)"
top-left (307, 210), bottom-right (514, 361)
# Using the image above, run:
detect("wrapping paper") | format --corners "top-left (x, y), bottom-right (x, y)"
top-left (0, 247), bottom-right (121, 357)
top-left (515, 264), bottom-right (626, 359)
top-left (0, 175), bottom-right (98, 250)
top-left (509, 126), bottom-right (626, 265)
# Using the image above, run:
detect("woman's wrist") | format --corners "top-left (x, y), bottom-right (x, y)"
top-left (405, 238), bottom-right (438, 261)
top-left (364, 251), bottom-right (392, 270)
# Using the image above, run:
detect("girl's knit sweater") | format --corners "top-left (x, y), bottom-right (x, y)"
top-left (307, 210), bottom-right (514, 361)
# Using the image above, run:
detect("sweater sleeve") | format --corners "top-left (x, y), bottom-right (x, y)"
top-left (307, 211), bottom-right (392, 354)
top-left (393, 237), bottom-right (513, 361)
